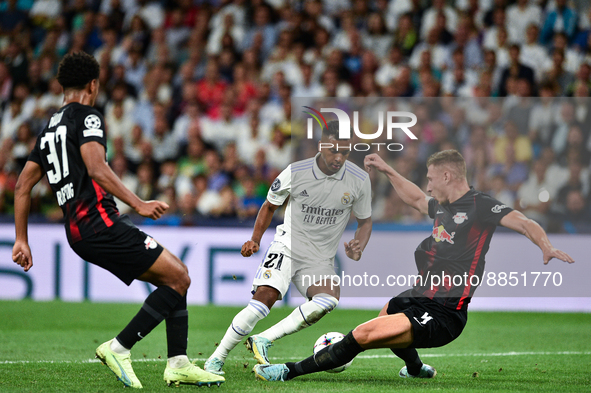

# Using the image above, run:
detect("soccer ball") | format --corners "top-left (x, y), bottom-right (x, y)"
top-left (313, 332), bottom-right (353, 373)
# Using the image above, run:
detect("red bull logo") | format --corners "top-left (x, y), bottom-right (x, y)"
top-left (432, 225), bottom-right (455, 244)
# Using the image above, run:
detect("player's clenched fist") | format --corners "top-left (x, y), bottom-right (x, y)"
top-left (344, 239), bottom-right (362, 261)
top-left (241, 240), bottom-right (260, 257)
top-left (12, 241), bottom-right (33, 272)
top-left (136, 200), bottom-right (169, 220)
top-left (364, 153), bottom-right (391, 174)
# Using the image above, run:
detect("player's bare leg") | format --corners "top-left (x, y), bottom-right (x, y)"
top-left (352, 313), bottom-right (413, 349)
top-left (251, 279), bottom-right (340, 365)
top-left (205, 285), bottom-right (277, 374)
top-left (136, 248), bottom-right (190, 294)
top-left (256, 311), bottom-right (431, 381)
top-left (255, 307), bottom-right (366, 382)
top-left (252, 285), bottom-right (281, 309)
top-left (307, 279), bottom-right (340, 299)
top-left (377, 302), bottom-right (434, 378)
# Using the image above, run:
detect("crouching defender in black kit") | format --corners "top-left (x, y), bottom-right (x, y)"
top-left (254, 150), bottom-right (574, 382)
top-left (11, 52), bottom-right (224, 389)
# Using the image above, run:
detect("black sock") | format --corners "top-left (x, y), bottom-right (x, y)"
top-left (391, 348), bottom-right (423, 375)
top-left (166, 294), bottom-right (188, 358)
top-left (286, 331), bottom-right (364, 380)
top-left (116, 286), bottom-right (182, 350)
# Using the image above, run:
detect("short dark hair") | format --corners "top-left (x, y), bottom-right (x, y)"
top-left (56, 51), bottom-right (100, 90)
top-left (322, 120), bottom-right (350, 140)
top-left (426, 150), bottom-right (466, 180)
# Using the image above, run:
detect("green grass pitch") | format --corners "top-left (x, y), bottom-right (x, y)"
top-left (1, 300), bottom-right (590, 392)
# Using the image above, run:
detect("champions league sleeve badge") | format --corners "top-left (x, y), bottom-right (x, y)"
top-left (83, 114), bottom-right (104, 138)
top-left (271, 178), bottom-right (281, 192)
top-left (84, 114), bottom-right (101, 129)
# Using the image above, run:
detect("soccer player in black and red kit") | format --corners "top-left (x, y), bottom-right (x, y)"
top-left (254, 150), bottom-right (574, 382)
top-left (11, 52), bottom-right (224, 388)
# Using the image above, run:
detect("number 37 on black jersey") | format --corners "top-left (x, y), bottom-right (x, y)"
top-left (28, 102), bottom-right (120, 244)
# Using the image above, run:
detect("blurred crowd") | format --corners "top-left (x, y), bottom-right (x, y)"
top-left (293, 96), bottom-right (591, 234)
top-left (0, 0), bottom-right (591, 232)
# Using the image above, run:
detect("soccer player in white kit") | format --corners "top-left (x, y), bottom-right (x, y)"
top-left (204, 121), bottom-right (373, 375)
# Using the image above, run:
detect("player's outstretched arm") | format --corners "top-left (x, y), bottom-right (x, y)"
top-left (80, 142), bottom-right (168, 220)
top-left (242, 200), bottom-right (281, 257)
top-left (364, 153), bottom-right (430, 215)
top-left (13, 161), bottom-right (44, 271)
top-left (499, 210), bottom-right (575, 264)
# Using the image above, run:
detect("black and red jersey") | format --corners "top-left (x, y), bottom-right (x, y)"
top-left (28, 102), bottom-right (120, 244)
top-left (413, 188), bottom-right (512, 310)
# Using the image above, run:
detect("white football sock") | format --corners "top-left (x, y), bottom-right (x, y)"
top-left (110, 337), bottom-right (130, 355)
top-left (210, 300), bottom-right (269, 362)
top-left (167, 355), bottom-right (190, 368)
top-left (258, 294), bottom-right (338, 342)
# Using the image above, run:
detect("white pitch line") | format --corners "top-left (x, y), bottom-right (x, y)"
top-left (2, 351), bottom-right (590, 365)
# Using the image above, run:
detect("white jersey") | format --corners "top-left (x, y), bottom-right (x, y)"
top-left (267, 153), bottom-right (372, 263)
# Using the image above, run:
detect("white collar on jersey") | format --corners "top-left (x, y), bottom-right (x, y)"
top-left (312, 153), bottom-right (346, 180)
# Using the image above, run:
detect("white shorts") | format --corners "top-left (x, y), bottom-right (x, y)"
top-left (252, 241), bottom-right (338, 300)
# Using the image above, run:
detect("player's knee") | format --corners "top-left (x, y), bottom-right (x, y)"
top-left (180, 260), bottom-right (188, 275)
top-left (253, 286), bottom-right (279, 309)
top-left (302, 294), bottom-right (339, 325)
top-left (169, 263), bottom-right (190, 295)
top-left (183, 273), bottom-right (191, 290)
top-left (163, 253), bottom-right (190, 291)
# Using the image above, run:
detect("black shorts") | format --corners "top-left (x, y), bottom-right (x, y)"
top-left (70, 215), bottom-right (164, 285)
top-left (386, 289), bottom-right (467, 349)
